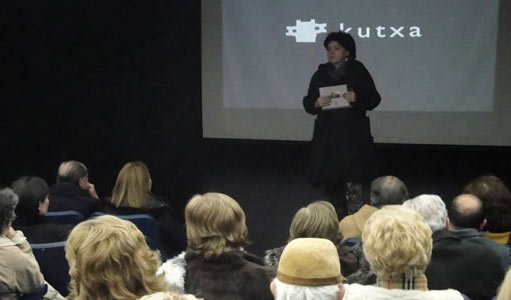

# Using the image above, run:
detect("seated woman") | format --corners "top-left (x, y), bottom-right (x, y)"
top-left (103, 161), bottom-right (186, 257)
top-left (66, 215), bottom-right (187, 300)
top-left (340, 206), bottom-right (465, 300)
top-left (11, 176), bottom-right (72, 243)
top-left (264, 201), bottom-right (357, 277)
top-left (0, 188), bottom-right (64, 300)
top-left (158, 192), bottom-right (273, 300)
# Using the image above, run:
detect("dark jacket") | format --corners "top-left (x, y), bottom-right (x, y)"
top-left (426, 228), bottom-right (510, 300)
top-left (12, 216), bottom-right (72, 244)
top-left (101, 197), bottom-right (186, 258)
top-left (48, 183), bottom-right (99, 218)
top-left (183, 250), bottom-right (273, 300)
top-left (303, 60), bottom-right (381, 183)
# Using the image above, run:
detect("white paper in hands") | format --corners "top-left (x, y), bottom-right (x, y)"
top-left (319, 85), bottom-right (349, 110)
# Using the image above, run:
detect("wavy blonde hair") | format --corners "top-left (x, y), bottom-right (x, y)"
top-left (288, 201), bottom-right (339, 242)
top-left (362, 205), bottom-right (432, 281)
top-left (111, 161), bottom-right (151, 208)
top-left (497, 269), bottom-right (511, 300)
top-left (66, 215), bottom-right (167, 300)
top-left (185, 193), bottom-right (248, 258)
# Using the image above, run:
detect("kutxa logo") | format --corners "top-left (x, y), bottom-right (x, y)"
top-left (286, 19), bottom-right (423, 43)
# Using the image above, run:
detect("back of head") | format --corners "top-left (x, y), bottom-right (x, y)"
top-left (57, 160), bottom-right (88, 184)
top-left (111, 161), bottom-right (151, 208)
top-left (66, 215), bottom-right (165, 300)
top-left (11, 176), bottom-right (49, 219)
top-left (289, 201), bottom-right (339, 242)
top-left (370, 176), bottom-right (408, 207)
top-left (402, 194), bottom-right (447, 232)
top-left (463, 175), bottom-right (511, 232)
top-left (448, 194), bottom-right (485, 230)
top-left (185, 192), bottom-right (248, 258)
top-left (0, 188), bottom-right (19, 233)
top-left (274, 238), bottom-right (342, 300)
top-left (139, 292), bottom-right (199, 300)
top-left (362, 206), bottom-right (432, 280)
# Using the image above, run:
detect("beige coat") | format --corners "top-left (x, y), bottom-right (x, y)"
top-left (0, 230), bottom-right (64, 300)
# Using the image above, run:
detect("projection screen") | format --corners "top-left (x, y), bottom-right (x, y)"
top-left (202, 0), bottom-right (511, 145)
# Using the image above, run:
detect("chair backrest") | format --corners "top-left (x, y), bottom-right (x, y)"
top-left (18, 284), bottom-right (48, 300)
top-left (92, 212), bottom-right (162, 251)
top-left (45, 210), bottom-right (85, 226)
top-left (31, 242), bottom-right (69, 296)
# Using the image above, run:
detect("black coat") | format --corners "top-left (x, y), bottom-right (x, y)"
top-left (184, 250), bottom-right (274, 300)
top-left (426, 228), bottom-right (510, 300)
top-left (48, 183), bottom-right (100, 218)
top-left (13, 216), bottom-right (72, 244)
top-left (303, 60), bottom-right (381, 183)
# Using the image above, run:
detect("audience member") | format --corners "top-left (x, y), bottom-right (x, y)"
top-left (271, 238), bottom-right (344, 300)
top-left (0, 188), bottom-right (64, 300)
top-left (425, 194), bottom-right (509, 300)
top-left (264, 201), bottom-right (357, 277)
top-left (496, 269), bottom-right (511, 300)
top-left (339, 175), bottom-right (408, 240)
top-left (402, 194), bottom-right (448, 232)
top-left (11, 176), bottom-right (72, 243)
top-left (463, 175), bottom-right (511, 244)
top-left (48, 160), bottom-right (100, 218)
top-left (158, 192), bottom-right (273, 300)
top-left (103, 161), bottom-right (186, 257)
top-left (341, 176), bottom-right (408, 285)
top-left (66, 215), bottom-right (167, 300)
top-left (341, 206), bottom-right (465, 299)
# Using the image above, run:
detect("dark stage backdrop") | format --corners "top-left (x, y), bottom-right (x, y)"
top-left (2, 1), bottom-right (202, 213)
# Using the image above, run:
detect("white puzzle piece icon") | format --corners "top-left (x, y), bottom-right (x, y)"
top-left (286, 19), bottom-right (327, 43)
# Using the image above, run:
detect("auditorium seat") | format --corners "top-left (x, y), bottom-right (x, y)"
top-left (31, 242), bottom-right (69, 296)
top-left (45, 210), bottom-right (84, 226)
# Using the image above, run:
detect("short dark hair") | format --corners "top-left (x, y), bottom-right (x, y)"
top-left (449, 195), bottom-right (485, 229)
top-left (0, 188), bottom-right (19, 232)
top-left (57, 161), bottom-right (88, 184)
top-left (371, 176), bottom-right (408, 207)
top-left (323, 31), bottom-right (357, 60)
top-left (463, 175), bottom-right (511, 232)
top-left (11, 176), bottom-right (49, 219)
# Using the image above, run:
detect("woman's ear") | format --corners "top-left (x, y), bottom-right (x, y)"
top-left (270, 281), bottom-right (276, 297)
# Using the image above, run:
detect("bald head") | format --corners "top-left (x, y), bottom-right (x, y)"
top-left (370, 176), bottom-right (408, 207)
top-left (57, 161), bottom-right (88, 184)
top-left (449, 194), bottom-right (485, 230)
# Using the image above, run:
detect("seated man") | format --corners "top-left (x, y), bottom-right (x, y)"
top-left (271, 238), bottom-right (344, 300)
top-left (48, 160), bottom-right (100, 218)
top-left (425, 194), bottom-right (509, 300)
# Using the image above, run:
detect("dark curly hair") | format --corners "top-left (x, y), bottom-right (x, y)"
top-left (323, 31), bottom-right (357, 60)
top-left (11, 176), bottom-right (49, 219)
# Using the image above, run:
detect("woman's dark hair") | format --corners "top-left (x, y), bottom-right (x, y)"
top-left (323, 31), bottom-right (357, 60)
top-left (11, 176), bottom-right (49, 219)
top-left (463, 175), bottom-right (511, 232)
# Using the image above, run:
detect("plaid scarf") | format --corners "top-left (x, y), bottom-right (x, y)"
top-left (376, 273), bottom-right (428, 291)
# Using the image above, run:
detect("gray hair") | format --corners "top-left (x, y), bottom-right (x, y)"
top-left (272, 278), bottom-right (339, 300)
top-left (402, 194), bottom-right (447, 232)
top-left (0, 188), bottom-right (19, 232)
top-left (370, 176), bottom-right (408, 207)
top-left (57, 160), bottom-right (88, 184)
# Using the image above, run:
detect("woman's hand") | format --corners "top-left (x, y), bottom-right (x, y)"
top-left (343, 91), bottom-right (356, 104)
top-left (315, 95), bottom-right (333, 108)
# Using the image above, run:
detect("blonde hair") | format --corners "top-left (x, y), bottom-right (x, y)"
top-left (66, 215), bottom-right (167, 300)
top-left (185, 193), bottom-right (248, 258)
top-left (289, 201), bottom-right (339, 242)
top-left (139, 292), bottom-right (200, 300)
top-left (497, 269), bottom-right (511, 300)
top-left (362, 205), bottom-right (432, 280)
top-left (111, 161), bottom-right (151, 208)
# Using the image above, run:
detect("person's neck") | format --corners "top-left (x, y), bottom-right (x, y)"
top-left (377, 272), bottom-right (428, 291)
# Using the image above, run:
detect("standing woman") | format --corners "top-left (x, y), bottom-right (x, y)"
top-left (303, 31), bottom-right (381, 217)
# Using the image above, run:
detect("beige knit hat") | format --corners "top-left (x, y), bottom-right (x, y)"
top-left (277, 238), bottom-right (344, 286)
